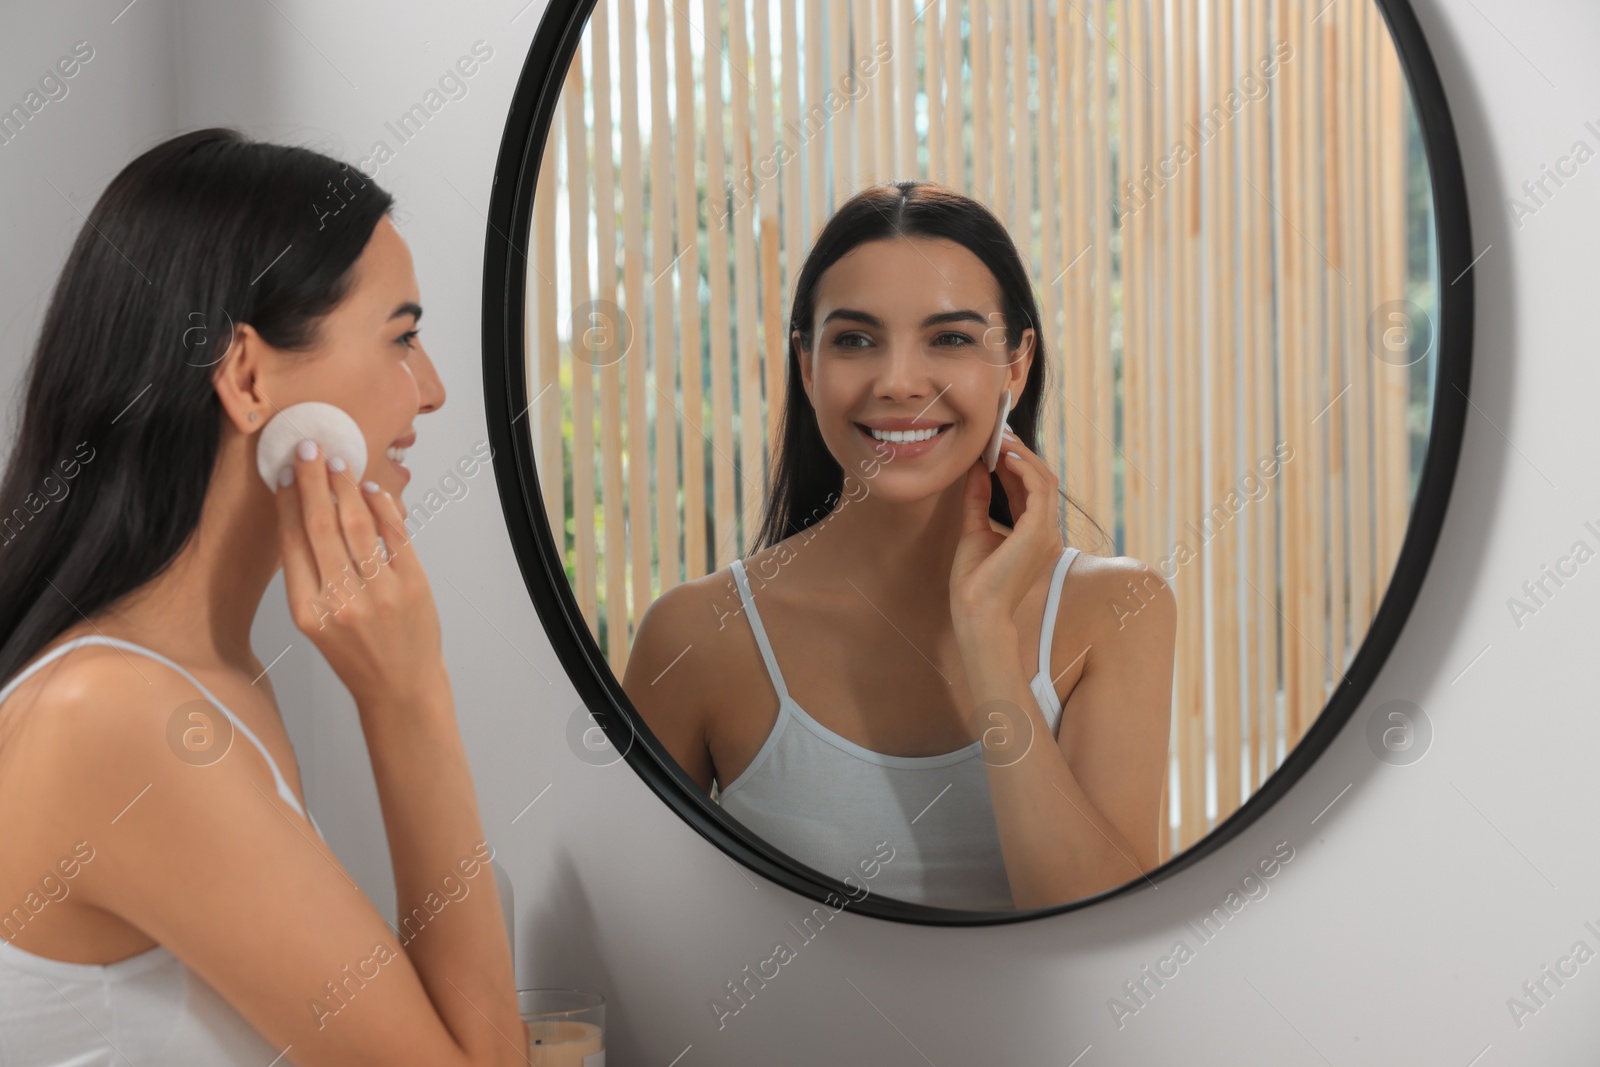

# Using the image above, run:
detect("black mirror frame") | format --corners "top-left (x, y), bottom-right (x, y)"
top-left (480, 0), bottom-right (1474, 926)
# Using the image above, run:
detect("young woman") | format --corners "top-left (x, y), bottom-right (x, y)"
top-left (626, 181), bottom-right (1176, 912)
top-left (0, 130), bottom-right (526, 1065)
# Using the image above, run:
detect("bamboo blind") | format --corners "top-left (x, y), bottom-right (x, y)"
top-left (526, 0), bottom-right (1429, 863)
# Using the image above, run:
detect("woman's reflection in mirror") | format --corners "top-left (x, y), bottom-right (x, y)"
top-left (624, 181), bottom-right (1175, 911)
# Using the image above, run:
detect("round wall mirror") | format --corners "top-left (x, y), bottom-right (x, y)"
top-left (483, 0), bottom-right (1473, 923)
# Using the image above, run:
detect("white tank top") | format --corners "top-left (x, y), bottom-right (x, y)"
top-left (0, 634), bottom-right (322, 1065)
top-left (718, 545), bottom-right (1081, 911)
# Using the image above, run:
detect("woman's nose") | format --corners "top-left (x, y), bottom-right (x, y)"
top-left (875, 340), bottom-right (936, 398)
top-left (412, 348), bottom-right (447, 413)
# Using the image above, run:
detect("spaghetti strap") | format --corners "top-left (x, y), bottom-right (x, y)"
top-left (1037, 546), bottom-right (1081, 679)
top-left (0, 634), bottom-right (321, 837)
top-left (729, 558), bottom-right (792, 705)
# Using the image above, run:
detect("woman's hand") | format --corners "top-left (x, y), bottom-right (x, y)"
top-left (950, 426), bottom-right (1065, 634)
top-left (275, 440), bottom-right (447, 707)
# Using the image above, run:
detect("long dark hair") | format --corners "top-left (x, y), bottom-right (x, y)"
top-left (0, 127), bottom-right (393, 687)
top-left (751, 179), bottom-right (1109, 555)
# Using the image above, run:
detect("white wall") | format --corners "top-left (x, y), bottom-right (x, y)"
top-left (3, 1), bottom-right (1598, 1063)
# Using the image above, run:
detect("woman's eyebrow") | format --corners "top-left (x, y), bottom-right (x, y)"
top-left (820, 307), bottom-right (985, 329)
top-left (389, 300), bottom-right (423, 323)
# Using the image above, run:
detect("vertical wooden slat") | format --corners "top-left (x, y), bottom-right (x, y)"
top-left (892, 0), bottom-right (914, 180)
top-left (754, 0), bottom-right (785, 455)
top-left (619, 0), bottom-right (653, 617)
top-left (875, 0), bottom-right (895, 182)
top-left (1245, 0), bottom-right (1277, 790)
top-left (782, 0), bottom-right (804, 293)
top-left (944, 0), bottom-right (964, 193)
top-left (1091, 0), bottom-right (1113, 521)
top-left (592, 0), bottom-right (628, 664)
top-left (1175, 0), bottom-right (1205, 850)
top-left (1043, 3), bottom-right (1068, 502)
top-left (971, 0), bottom-right (988, 204)
top-left (1149, 0), bottom-right (1176, 856)
top-left (925, 0), bottom-right (944, 182)
top-left (1118, 0), bottom-right (1141, 562)
top-left (1305, 5), bottom-right (1329, 726)
top-left (1236, 0), bottom-right (1257, 793)
top-left (778, 0), bottom-right (802, 529)
top-left (1276, 0), bottom-right (1299, 752)
top-left (777, 0), bottom-right (796, 289)
top-left (1263, 0), bottom-right (1284, 781)
top-left (1278, 0), bottom-right (1310, 746)
top-left (674, 0), bottom-right (708, 582)
top-left (649, 0), bottom-right (681, 593)
top-left (853, 0), bottom-right (878, 186)
top-left (830, 0), bottom-right (853, 211)
top-left (1346, 0), bottom-right (1373, 639)
top-left (1323, 6), bottom-right (1348, 680)
top-left (703, 0), bottom-right (737, 567)
top-left (1257, 0), bottom-right (1281, 772)
top-left (1064, 9), bottom-right (1090, 533)
top-left (729, 0), bottom-right (765, 542)
top-left (1307, 0), bottom-right (1330, 735)
top-left (806, 0), bottom-right (826, 241)
top-left (1117, 0), bottom-right (1160, 852)
top-left (1034, 0), bottom-right (1058, 527)
top-left (563, 55), bottom-right (598, 633)
top-left (1209, 0), bottom-right (1242, 822)
top-left (1010, 0), bottom-right (1030, 243)
top-left (989, 0), bottom-right (1008, 222)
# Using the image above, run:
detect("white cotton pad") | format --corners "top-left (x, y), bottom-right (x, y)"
top-left (255, 401), bottom-right (368, 489)
top-left (983, 388), bottom-right (1012, 473)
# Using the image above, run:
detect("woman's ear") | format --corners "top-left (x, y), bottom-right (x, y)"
top-left (211, 322), bottom-right (269, 434)
top-left (1008, 325), bottom-right (1037, 400)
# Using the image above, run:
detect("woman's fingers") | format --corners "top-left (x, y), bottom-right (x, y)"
top-left (1000, 430), bottom-right (1059, 540)
top-left (291, 443), bottom-right (352, 589)
top-left (275, 463), bottom-right (321, 625)
top-left (368, 482), bottom-right (414, 575)
top-left (326, 457), bottom-right (386, 579)
top-left (959, 457), bottom-right (995, 538)
top-left (1000, 450), bottom-right (1039, 525)
top-left (995, 428), bottom-right (1041, 521)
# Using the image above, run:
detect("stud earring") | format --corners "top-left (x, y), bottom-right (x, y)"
top-left (248, 411), bottom-right (258, 423)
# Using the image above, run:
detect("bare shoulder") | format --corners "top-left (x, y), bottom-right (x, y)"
top-left (627, 565), bottom-right (749, 678)
top-left (0, 645), bottom-right (498, 1063)
top-left (2, 641), bottom-right (187, 760)
top-left (3, 643), bottom-right (273, 829)
top-left (623, 566), bottom-right (758, 790)
top-left (1061, 549), bottom-right (1176, 642)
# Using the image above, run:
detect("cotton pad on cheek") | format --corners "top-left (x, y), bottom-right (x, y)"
top-left (983, 388), bottom-right (1012, 473)
top-left (255, 401), bottom-right (368, 489)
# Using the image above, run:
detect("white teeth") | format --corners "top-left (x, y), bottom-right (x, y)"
top-left (386, 446), bottom-right (408, 463)
top-left (868, 425), bottom-right (942, 443)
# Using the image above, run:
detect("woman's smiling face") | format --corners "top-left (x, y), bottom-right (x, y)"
top-left (796, 235), bottom-right (1034, 502)
top-left (221, 214), bottom-right (446, 501)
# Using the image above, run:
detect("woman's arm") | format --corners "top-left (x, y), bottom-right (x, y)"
top-left (958, 562), bottom-right (1174, 909)
top-left (272, 444), bottom-right (525, 1062)
top-left (951, 438), bottom-right (1175, 910)
top-left (622, 584), bottom-right (717, 793)
top-left (38, 655), bottom-right (522, 1067)
top-left (1050, 559), bottom-right (1175, 875)
top-left (20, 443), bottom-right (526, 1065)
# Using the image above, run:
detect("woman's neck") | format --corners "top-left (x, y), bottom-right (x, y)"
top-left (79, 448), bottom-right (281, 675)
top-left (791, 484), bottom-right (970, 608)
